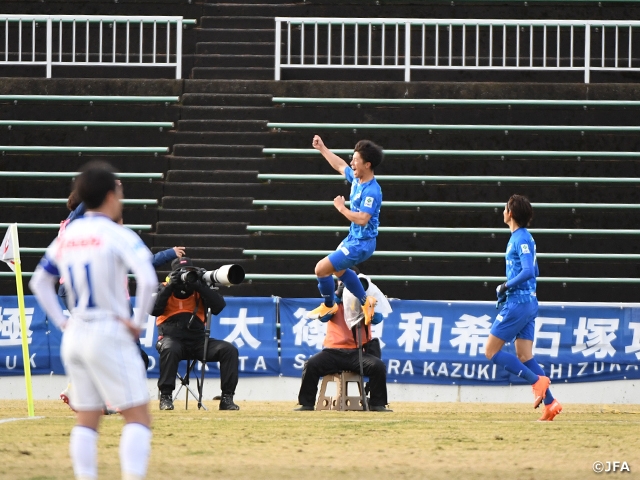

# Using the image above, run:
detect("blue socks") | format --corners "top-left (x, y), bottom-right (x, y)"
top-left (491, 351), bottom-right (540, 384)
top-left (337, 269), bottom-right (367, 305)
top-left (317, 276), bottom-right (336, 307)
top-left (524, 358), bottom-right (555, 405)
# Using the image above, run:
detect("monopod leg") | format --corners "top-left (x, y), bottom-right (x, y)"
top-left (356, 322), bottom-right (369, 411)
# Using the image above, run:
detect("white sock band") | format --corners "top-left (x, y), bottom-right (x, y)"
top-left (70, 426), bottom-right (98, 480)
top-left (119, 423), bottom-right (152, 479)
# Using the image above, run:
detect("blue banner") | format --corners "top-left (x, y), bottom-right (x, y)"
top-left (279, 299), bottom-right (640, 385)
top-left (0, 296), bottom-right (50, 375)
top-left (3, 296), bottom-right (640, 385)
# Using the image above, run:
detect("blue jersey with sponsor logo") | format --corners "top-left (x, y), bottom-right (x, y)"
top-left (505, 227), bottom-right (539, 300)
top-left (344, 166), bottom-right (382, 240)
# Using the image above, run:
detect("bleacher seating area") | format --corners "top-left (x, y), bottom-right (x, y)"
top-left (1, 0), bottom-right (640, 302)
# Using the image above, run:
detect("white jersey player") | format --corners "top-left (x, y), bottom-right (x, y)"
top-left (30, 162), bottom-right (158, 480)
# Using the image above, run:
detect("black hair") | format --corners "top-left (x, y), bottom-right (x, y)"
top-left (354, 140), bottom-right (384, 170)
top-left (66, 189), bottom-right (82, 211)
top-left (75, 161), bottom-right (118, 209)
top-left (507, 194), bottom-right (534, 227)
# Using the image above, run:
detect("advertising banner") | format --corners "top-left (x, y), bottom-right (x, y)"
top-left (279, 299), bottom-right (640, 385)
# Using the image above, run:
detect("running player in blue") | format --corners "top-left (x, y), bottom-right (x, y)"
top-left (307, 135), bottom-right (383, 325)
top-left (485, 194), bottom-right (562, 421)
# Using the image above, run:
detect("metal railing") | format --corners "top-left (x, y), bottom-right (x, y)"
top-left (272, 97), bottom-right (640, 106)
top-left (257, 174), bottom-right (640, 184)
top-left (0, 146), bottom-right (167, 154)
top-left (268, 122), bottom-right (640, 132)
top-left (0, 222), bottom-right (151, 230)
top-left (252, 200), bottom-right (640, 210)
top-left (274, 18), bottom-right (640, 82)
top-left (247, 225), bottom-right (640, 235)
top-left (0, 15), bottom-right (191, 79)
top-left (243, 249), bottom-right (640, 261)
top-left (0, 198), bottom-right (156, 205)
top-left (244, 274), bottom-right (640, 284)
top-left (264, 148), bottom-right (640, 159)
top-left (0, 95), bottom-right (179, 103)
top-left (0, 171), bottom-right (162, 179)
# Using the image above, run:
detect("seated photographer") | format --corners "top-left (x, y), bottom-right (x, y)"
top-left (295, 269), bottom-right (392, 412)
top-left (153, 257), bottom-right (240, 411)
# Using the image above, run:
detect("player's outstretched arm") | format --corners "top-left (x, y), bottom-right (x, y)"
top-left (312, 135), bottom-right (347, 176)
top-left (30, 262), bottom-right (68, 329)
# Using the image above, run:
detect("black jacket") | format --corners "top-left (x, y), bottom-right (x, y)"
top-left (152, 280), bottom-right (226, 319)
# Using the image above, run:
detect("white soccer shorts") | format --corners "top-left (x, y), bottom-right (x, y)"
top-left (61, 317), bottom-right (150, 411)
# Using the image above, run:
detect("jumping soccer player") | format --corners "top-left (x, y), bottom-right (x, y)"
top-left (30, 162), bottom-right (158, 479)
top-left (484, 194), bottom-right (562, 421)
top-left (307, 135), bottom-right (383, 325)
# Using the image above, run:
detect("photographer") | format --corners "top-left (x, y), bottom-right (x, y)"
top-left (153, 257), bottom-right (240, 411)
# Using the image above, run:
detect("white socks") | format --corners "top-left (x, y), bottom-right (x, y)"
top-left (70, 426), bottom-right (98, 480)
top-left (69, 422), bottom-right (151, 479)
top-left (119, 423), bottom-right (152, 479)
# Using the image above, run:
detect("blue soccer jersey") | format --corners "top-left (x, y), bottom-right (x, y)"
top-left (504, 227), bottom-right (539, 301)
top-left (344, 166), bottom-right (382, 239)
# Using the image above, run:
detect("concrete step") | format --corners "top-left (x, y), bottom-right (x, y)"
top-left (151, 233), bottom-right (250, 248)
top-left (161, 196), bottom-right (254, 209)
top-left (156, 221), bottom-right (249, 234)
top-left (193, 54), bottom-right (273, 68)
top-left (180, 105), bottom-right (274, 120)
top-left (168, 156), bottom-right (268, 170)
top-left (181, 93), bottom-right (272, 107)
top-left (159, 209), bottom-right (256, 222)
top-left (165, 169), bottom-right (259, 182)
top-left (177, 119), bottom-right (268, 132)
top-left (197, 28), bottom-right (275, 43)
top-left (200, 16), bottom-right (275, 29)
top-left (150, 246), bottom-right (244, 260)
top-left (172, 131), bottom-right (273, 145)
top-left (163, 182), bottom-right (263, 196)
top-left (192, 67), bottom-right (274, 80)
top-left (172, 144), bottom-right (263, 157)
top-left (196, 42), bottom-right (275, 55)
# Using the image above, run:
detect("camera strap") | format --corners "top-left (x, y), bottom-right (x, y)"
top-left (187, 292), bottom-right (203, 329)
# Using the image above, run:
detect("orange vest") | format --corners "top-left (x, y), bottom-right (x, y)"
top-left (156, 287), bottom-right (205, 325)
top-left (323, 304), bottom-right (370, 349)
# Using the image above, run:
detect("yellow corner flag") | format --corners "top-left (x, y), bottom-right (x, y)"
top-left (1, 224), bottom-right (35, 417)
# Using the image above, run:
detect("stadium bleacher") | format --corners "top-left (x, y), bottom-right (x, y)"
top-left (1, 0), bottom-right (640, 302)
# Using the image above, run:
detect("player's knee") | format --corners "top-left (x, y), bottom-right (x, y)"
top-left (157, 337), bottom-right (181, 357)
top-left (370, 359), bottom-right (386, 378)
top-left (484, 349), bottom-right (496, 361)
top-left (517, 352), bottom-right (532, 363)
top-left (314, 261), bottom-right (325, 276)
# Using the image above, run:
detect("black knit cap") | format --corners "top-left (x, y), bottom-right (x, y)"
top-left (171, 257), bottom-right (194, 271)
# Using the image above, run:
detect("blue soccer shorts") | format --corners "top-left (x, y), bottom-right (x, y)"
top-left (490, 300), bottom-right (538, 343)
top-left (327, 235), bottom-right (376, 272)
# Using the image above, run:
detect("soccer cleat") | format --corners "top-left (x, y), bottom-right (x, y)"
top-left (60, 383), bottom-right (76, 412)
top-left (362, 296), bottom-right (377, 325)
top-left (159, 394), bottom-right (174, 411)
top-left (307, 302), bottom-right (338, 321)
top-left (538, 400), bottom-right (563, 422)
top-left (531, 375), bottom-right (551, 409)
